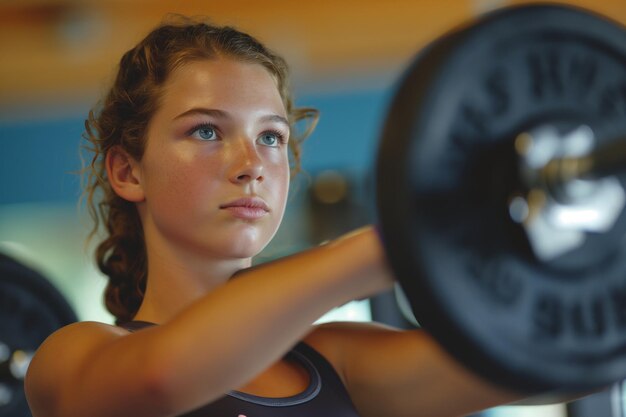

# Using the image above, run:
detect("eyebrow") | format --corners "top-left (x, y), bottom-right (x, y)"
top-left (173, 107), bottom-right (290, 128)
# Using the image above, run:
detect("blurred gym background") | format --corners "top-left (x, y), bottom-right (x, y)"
top-left (1, 1), bottom-right (625, 416)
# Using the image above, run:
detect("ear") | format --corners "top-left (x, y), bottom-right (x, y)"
top-left (105, 146), bottom-right (145, 202)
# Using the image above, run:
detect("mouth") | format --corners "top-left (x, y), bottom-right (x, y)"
top-left (219, 197), bottom-right (270, 220)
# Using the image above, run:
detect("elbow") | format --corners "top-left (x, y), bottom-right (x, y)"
top-left (141, 348), bottom-right (236, 416)
top-left (141, 357), bottom-right (185, 416)
top-left (138, 331), bottom-right (236, 415)
top-left (140, 344), bottom-right (215, 416)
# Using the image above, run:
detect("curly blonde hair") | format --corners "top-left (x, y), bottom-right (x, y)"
top-left (83, 16), bottom-right (318, 324)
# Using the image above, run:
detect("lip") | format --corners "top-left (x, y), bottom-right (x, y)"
top-left (220, 197), bottom-right (270, 220)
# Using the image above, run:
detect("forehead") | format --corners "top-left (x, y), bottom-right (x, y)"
top-left (158, 58), bottom-right (286, 117)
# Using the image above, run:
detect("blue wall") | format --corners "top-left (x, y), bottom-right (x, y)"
top-left (0, 118), bottom-right (85, 204)
top-left (0, 87), bottom-right (393, 205)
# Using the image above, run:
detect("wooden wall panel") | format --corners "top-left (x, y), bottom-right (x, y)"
top-left (0, 0), bottom-right (624, 108)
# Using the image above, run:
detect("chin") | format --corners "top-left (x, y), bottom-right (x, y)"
top-left (213, 237), bottom-right (272, 260)
top-left (188, 222), bottom-right (279, 260)
top-left (227, 226), bottom-right (277, 255)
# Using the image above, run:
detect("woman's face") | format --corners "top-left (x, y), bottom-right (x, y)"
top-left (136, 58), bottom-right (290, 261)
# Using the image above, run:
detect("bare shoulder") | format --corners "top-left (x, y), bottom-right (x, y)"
top-left (40, 320), bottom-right (128, 343)
top-left (29, 321), bottom-right (128, 375)
top-left (25, 321), bottom-right (128, 416)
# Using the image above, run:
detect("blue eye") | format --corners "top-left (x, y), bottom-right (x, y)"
top-left (191, 124), bottom-right (217, 141)
top-left (258, 131), bottom-right (282, 147)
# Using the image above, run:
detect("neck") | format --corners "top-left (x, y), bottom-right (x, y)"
top-left (133, 239), bottom-right (252, 324)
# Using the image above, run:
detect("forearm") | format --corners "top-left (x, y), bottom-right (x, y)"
top-left (147, 226), bottom-right (394, 413)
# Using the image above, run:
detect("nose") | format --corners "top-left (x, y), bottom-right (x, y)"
top-left (228, 140), bottom-right (264, 184)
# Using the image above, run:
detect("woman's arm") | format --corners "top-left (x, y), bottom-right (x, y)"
top-left (25, 227), bottom-right (393, 417)
top-left (305, 322), bottom-right (523, 417)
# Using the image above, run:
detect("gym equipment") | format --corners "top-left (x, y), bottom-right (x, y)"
top-left (0, 253), bottom-right (77, 417)
top-left (377, 3), bottom-right (626, 393)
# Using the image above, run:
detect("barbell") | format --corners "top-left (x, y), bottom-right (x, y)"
top-left (377, 3), bottom-right (626, 393)
top-left (0, 253), bottom-right (77, 416)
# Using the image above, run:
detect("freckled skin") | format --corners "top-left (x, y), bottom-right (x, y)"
top-left (136, 58), bottom-right (291, 261)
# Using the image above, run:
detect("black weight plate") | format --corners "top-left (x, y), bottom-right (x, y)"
top-left (377, 4), bottom-right (626, 392)
top-left (0, 253), bottom-right (77, 417)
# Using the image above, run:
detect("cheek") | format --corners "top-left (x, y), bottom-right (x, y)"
top-left (266, 152), bottom-right (290, 194)
top-left (142, 147), bottom-right (221, 209)
top-left (270, 162), bottom-right (291, 220)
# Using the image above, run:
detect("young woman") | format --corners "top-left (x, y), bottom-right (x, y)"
top-left (25, 16), bottom-right (521, 417)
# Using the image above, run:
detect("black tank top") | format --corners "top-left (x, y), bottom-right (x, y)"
top-left (121, 321), bottom-right (362, 417)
